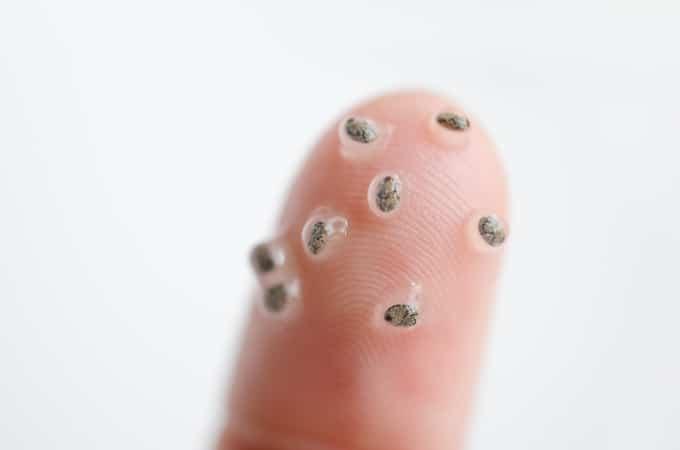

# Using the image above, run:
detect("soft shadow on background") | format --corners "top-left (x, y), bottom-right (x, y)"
top-left (1, 1), bottom-right (679, 449)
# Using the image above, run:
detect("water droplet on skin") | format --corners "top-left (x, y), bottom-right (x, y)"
top-left (301, 208), bottom-right (349, 258)
top-left (250, 241), bottom-right (285, 274)
top-left (261, 279), bottom-right (300, 316)
top-left (338, 116), bottom-right (392, 161)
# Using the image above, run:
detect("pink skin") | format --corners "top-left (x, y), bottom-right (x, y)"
top-left (222, 91), bottom-right (510, 450)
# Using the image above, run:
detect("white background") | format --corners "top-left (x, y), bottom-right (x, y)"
top-left (1, 1), bottom-right (679, 449)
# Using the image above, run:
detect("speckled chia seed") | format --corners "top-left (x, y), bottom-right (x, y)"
top-left (376, 175), bottom-right (401, 213)
top-left (307, 221), bottom-right (328, 255)
top-left (250, 243), bottom-right (275, 274)
top-left (264, 284), bottom-right (288, 312)
top-left (436, 112), bottom-right (470, 131)
top-left (478, 215), bottom-right (506, 247)
top-left (384, 304), bottom-right (419, 327)
top-left (345, 117), bottom-right (378, 143)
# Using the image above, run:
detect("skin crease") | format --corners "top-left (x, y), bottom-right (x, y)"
top-left (221, 91), bottom-right (510, 450)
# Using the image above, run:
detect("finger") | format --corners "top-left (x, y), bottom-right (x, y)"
top-left (222, 90), bottom-right (509, 450)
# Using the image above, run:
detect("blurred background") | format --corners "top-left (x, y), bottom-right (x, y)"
top-left (1, 1), bottom-right (679, 449)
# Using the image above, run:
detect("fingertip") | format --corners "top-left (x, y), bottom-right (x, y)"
top-left (226, 89), bottom-right (510, 450)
